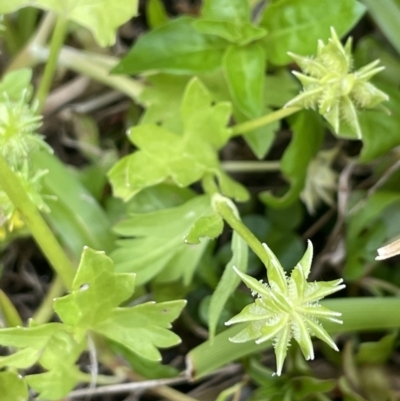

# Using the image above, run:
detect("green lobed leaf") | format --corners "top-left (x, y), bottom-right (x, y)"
top-left (138, 74), bottom-right (189, 133)
top-left (27, 365), bottom-right (81, 401)
top-left (0, 322), bottom-right (83, 400)
top-left (54, 247), bottom-right (136, 328)
top-left (125, 184), bottom-right (195, 215)
top-left (260, 110), bottom-right (324, 208)
top-left (260, 0), bottom-right (365, 65)
top-left (0, 371), bottom-right (28, 401)
top-left (0, 348), bottom-right (40, 369)
top-left (111, 195), bottom-right (213, 285)
top-left (223, 43), bottom-right (266, 117)
top-left (109, 78), bottom-right (248, 202)
top-left (25, 329), bottom-right (84, 400)
top-left (186, 214), bottom-right (224, 245)
top-left (0, 0), bottom-right (139, 46)
top-left (208, 231), bottom-right (248, 339)
top-left (113, 17), bottom-right (227, 75)
top-left (0, 322), bottom-right (63, 350)
top-left (93, 300), bottom-right (186, 361)
top-left (180, 78), bottom-right (231, 149)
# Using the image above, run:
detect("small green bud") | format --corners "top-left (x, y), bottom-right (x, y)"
top-left (301, 149), bottom-right (338, 214)
top-left (226, 240), bottom-right (345, 376)
top-left (286, 28), bottom-right (388, 139)
top-left (0, 93), bottom-right (45, 169)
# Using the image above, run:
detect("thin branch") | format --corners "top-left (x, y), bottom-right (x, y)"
top-left (68, 376), bottom-right (189, 399)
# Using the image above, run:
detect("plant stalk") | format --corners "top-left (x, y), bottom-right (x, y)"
top-left (33, 275), bottom-right (64, 323)
top-left (221, 160), bottom-right (281, 173)
top-left (31, 45), bottom-right (144, 101)
top-left (7, 12), bottom-right (56, 72)
top-left (0, 155), bottom-right (75, 288)
top-left (34, 14), bottom-right (68, 113)
top-left (231, 106), bottom-right (300, 136)
top-left (212, 194), bottom-right (270, 268)
top-left (187, 297), bottom-right (400, 380)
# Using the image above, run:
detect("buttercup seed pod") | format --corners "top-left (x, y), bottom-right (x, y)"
top-left (285, 27), bottom-right (389, 139)
top-left (226, 240), bottom-right (345, 376)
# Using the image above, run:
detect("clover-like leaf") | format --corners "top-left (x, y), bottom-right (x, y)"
top-left (286, 27), bottom-right (388, 139)
top-left (226, 240), bottom-right (345, 376)
top-left (54, 247), bottom-right (135, 328)
top-left (0, 0), bottom-right (138, 46)
top-left (108, 77), bottom-right (248, 202)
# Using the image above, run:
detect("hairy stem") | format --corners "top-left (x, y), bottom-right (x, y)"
top-left (0, 155), bottom-right (75, 288)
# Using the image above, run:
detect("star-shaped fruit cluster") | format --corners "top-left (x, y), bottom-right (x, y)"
top-left (226, 240), bottom-right (345, 376)
top-left (285, 28), bottom-right (388, 139)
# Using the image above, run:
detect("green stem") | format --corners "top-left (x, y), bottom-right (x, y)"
top-left (202, 174), bottom-right (219, 197)
top-left (212, 194), bottom-right (270, 268)
top-left (45, 46), bottom-right (143, 101)
top-left (202, 175), bottom-right (270, 269)
top-left (231, 106), bottom-right (300, 136)
top-left (2, 17), bottom-right (20, 55)
top-left (187, 297), bottom-right (400, 380)
top-left (34, 15), bottom-right (68, 113)
top-left (221, 160), bottom-right (280, 173)
top-left (0, 155), bottom-right (75, 288)
top-left (7, 12), bottom-right (56, 72)
top-left (33, 275), bottom-right (64, 324)
top-left (17, 7), bottom-right (40, 46)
